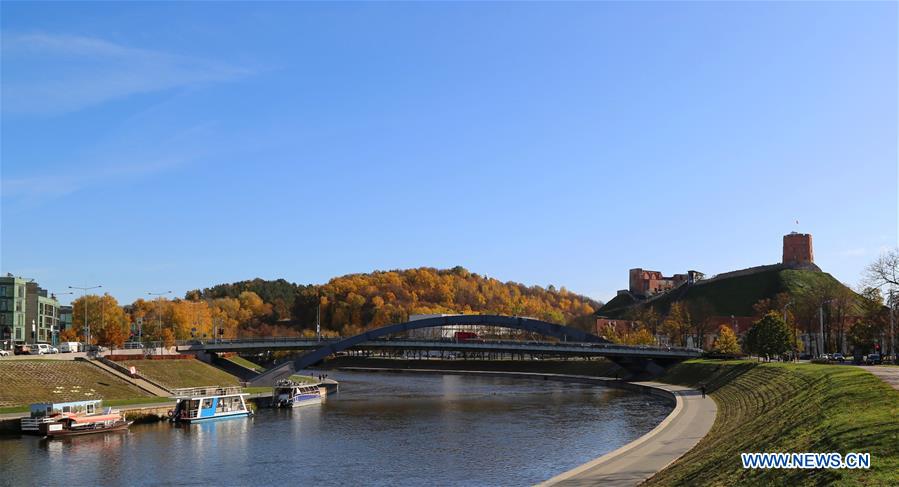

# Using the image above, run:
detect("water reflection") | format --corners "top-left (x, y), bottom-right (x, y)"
top-left (0, 372), bottom-right (670, 486)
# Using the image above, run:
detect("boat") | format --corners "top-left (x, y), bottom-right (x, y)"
top-left (21, 400), bottom-right (131, 438)
top-left (273, 379), bottom-right (326, 408)
top-left (170, 386), bottom-right (252, 423)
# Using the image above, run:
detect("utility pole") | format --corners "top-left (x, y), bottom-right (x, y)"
top-left (818, 306), bottom-right (824, 358)
top-left (316, 304), bottom-right (321, 342)
top-left (783, 301), bottom-right (794, 361)
top-left (69, 285), bottom-right (102, 349)
top-left (818, 299), bottom-right (834, 358)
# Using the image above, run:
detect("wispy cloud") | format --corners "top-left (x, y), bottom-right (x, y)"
top-left (2, 120), bottom-right (218, 204)
top-left (2, 155), bottom-right (189, 200)
top-left (1, 33), bottom-right (250, 115)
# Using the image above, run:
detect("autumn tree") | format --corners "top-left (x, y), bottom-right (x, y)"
top-left (58, 328), bottom-right (79, 342)
top-left (662, 303), bottom-right (691, 347)
top-left (72, 294), bottom-right (130, 347)
top-left (169, 299), bottom-right (213, 340)
top-left (849, 288), bottom-right (889, 354)
top-left (161, 328), bottom-right (176, 348)
top-left (712, 324), bottom-right (741, 356)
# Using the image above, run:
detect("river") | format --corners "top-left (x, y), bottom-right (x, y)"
top-left (0, 371), bottom-right (671, 486)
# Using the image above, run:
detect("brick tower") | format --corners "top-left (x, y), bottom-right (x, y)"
top-left (783, 232), bottom-right (814, 266)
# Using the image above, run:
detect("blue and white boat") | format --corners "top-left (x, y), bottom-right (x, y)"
top-left (273, 379), bottom-right (324, 408)
top-left (170, 386), bottom-right (252, 423)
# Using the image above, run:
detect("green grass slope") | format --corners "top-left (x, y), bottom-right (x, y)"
top-left (645, 360), bottom-right (899, 486)
top-left (599, 267), bottom-right (848, 318)
top-left (122, 359), bottom-right (240, 389)
top-left (226, 355), bottom-right (265, 373)
top-left (0, 360), bottom-right (151, 409)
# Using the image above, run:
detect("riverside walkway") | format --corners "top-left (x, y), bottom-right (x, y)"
top-left (336, 367), bottom-right (717, 487)
top-left (863, 365), bottom-right (899, 391)
top-left (540, 382), bottom-right (717, 486)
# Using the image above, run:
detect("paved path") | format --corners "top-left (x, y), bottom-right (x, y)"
top-left (861, 365), bottom-right (899, 391)
top-left (539, 382), bottom-right (717, 487)
top-left (337, 367), bottom-right (718, 487)
top-left (82, 358), bottom-right (172, 397)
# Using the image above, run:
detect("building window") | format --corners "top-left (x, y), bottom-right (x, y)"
top-left (15, 328), bottom-right (22, 340)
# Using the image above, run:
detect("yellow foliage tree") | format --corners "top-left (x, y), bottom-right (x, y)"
top-left (72, 294), bottom-right (130, 347)
top-left (713, 324), bottom-right (741, 355)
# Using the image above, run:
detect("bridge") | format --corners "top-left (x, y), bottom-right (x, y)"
top-left (177, 315), bottom-right (703, 385)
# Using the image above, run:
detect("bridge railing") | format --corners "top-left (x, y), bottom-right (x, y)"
top-left (175, 337), bottom-right (343, 347)
top-left (361, 338), bottom-right (703, 354)
top-left (178, 336), bottom-right (702, 354)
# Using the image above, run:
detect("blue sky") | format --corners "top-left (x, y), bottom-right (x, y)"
top-left (2, 1), bottom-right (896, 306)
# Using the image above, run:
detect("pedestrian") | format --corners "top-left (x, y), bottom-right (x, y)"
top-left (700, 383), bottom-right (706, 398)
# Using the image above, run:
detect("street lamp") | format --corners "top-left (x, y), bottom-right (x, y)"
top-left (69, 285), bottom-right (102, 348)
top-left (890, 289), bottom-right (896, 363)
top-left (782, 301), bottom-right (795, 360)
top-left (146, 291), bottom-right (172, 345)
top-left (819, 299), bottom-right (835, 358)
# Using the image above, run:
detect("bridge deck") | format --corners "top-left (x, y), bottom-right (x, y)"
top-left (179, 338), bottom-right (701, 359)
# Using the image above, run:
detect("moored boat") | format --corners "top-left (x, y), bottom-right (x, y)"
top-left (273, 379), bottom-right (325, 408)
top-left (170, 386), bottom-right (252, 423)
top-left (21, 400), bottom-right (131, 438)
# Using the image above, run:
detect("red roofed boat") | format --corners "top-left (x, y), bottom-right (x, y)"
top-left (22, 400), bottom-right (132, 438)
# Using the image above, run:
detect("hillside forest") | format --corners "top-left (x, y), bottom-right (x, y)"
top-left (61, 267), bottom-right (600, 347)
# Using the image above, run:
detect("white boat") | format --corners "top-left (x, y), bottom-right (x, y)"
top-left (170, 386), bottom-right (252, 423)
top-left (273, 379), bottom-right (325, 408)
top-left (21, 400), bottom-right (131, 438)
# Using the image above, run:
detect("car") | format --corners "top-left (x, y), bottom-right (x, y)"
top-left (866, 353), bottom-right (882, 365)
top-left (832, 353), bottom-right (845, 363)
top-left (58, 342), bottom-right (80, 353)
top-left (33, 343), bottom-right (54, 355)
top-left (14, 344), bottom-right (31, 355)
top-left (820, 353), bottom-right (830, 361)
top-left (0, 349), bottom-right (10, 357)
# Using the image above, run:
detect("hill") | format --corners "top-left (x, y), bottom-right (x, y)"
top-left (597, 265), bottom-right (850, 319)
top-left (192, 267), bottom-right (601, 335)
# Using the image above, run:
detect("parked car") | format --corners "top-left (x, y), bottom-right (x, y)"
top-left (33, 343), bottom-right (57, 355)
top-left (832, 353), bottom-right (845, 363)
top-left (14, 344), bottom-right (31, 355)
top-left (820, 354), bottom-right (830, 361)
top-left (0, 349), bottom-right (10, 357)
top-left (866, 353), bottom-right (882, 365)
top-left (58, 341), bottom-right (80, 353)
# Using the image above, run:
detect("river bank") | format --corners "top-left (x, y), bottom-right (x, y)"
top-left (645, 360), bottom-right (899, 486)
